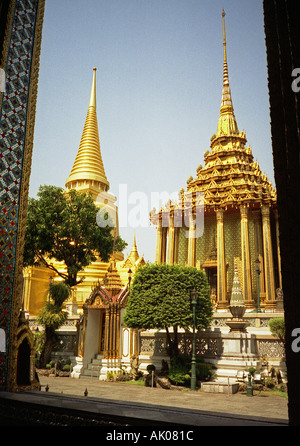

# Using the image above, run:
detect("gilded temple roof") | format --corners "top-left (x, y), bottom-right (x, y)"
top-left (84, 260), bottom-right (129, 308)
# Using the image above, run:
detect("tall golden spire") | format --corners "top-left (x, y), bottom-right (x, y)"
top-left (216, 10), bottom-right (239, 138)
top-left (65, 68), bottom-right (110, 192)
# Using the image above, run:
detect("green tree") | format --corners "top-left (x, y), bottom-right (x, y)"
top-left (124, 263), bottom-right (212, 358)
top-left (37, 282), bottom-right (71, 368)
top-left (269, 318), bottom-right (285, 344)
top-left (23, 185), bottom-right (127, 287)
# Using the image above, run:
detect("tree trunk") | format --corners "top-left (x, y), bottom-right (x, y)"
top-left (165, 326), bottom-right (179, 360)
top-left (39, 326), bottom-right (55, 368)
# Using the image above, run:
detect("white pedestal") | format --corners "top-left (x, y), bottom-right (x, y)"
top-left (70, 356), bottom-right (84, 379)
top-left (211, 332), bottom-right (260, 381)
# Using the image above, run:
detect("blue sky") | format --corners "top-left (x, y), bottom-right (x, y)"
top-left (30, 0), bottom-right (275, 262)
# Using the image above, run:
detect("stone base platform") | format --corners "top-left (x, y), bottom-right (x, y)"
top-left (201, 381), bottom-right (239, 394)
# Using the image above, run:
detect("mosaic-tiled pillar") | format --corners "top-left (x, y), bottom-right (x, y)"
top-left (240, 205), bottom-right (253, 305)
top-left (261, 205), bottom-right (276, 308)
top-left (0, 0), bottom-right (45, 391)
top-left (216, 209), bottom-right (227, 308)
top-left (253, 210), bottom-right (266, 298)
top-left (187, 217), bottom-right (196, 267)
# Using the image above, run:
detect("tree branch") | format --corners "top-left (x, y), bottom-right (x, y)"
top-left (35, 251), bottom-right (69, 281)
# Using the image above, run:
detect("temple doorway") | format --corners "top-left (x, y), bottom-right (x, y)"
top-left (205, 267), bottom-right (217, 304)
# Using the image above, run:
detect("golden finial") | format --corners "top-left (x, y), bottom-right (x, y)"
top-left (222, 10), bottom-right (226, 36)
top-left (89, 67), bottom-right (97, 108)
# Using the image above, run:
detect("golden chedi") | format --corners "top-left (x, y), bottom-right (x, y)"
top-left (23, 69), bottom-right (143, 316)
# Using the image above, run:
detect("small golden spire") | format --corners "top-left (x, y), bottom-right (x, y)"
top-left (129, 232), bottom-right (139, 262)
top-left (65, 68), bottom-right (109, 191)
top-left (131, 232), bottom-right (139, 254)
top-left (216, 10), bottom-right (239, 138)
top-left (122, 233), bottom-right (140, 267)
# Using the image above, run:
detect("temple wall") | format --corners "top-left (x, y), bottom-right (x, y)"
top-left (30, 312), bottom-right (286, 376)
top-left (139, 328), bottom-right (286, 373)
top-left (177, 227), bottom-right (188, 266)
top-left (223, 212), bottom-right (242, 299)
top-left (196, 214), bottom-right (216, 267)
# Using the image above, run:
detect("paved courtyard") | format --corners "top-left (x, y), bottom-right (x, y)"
top-left (35, 375), bottom-right (288, 426)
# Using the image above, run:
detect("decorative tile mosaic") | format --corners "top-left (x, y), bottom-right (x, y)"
top-left (0, 0), bottom-right (42, 390)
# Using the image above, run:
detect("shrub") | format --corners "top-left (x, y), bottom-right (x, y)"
top-left (265, 377), bottom-right (275, 389)
top-left (195, 362), bottom-right (213, 381)
top-left (106, 371), bottom-right (115, 381)
top-left (168, 356), bottom-right (213, 386)
top-left (115, 373), bottom-right (131, 382)
top-left (146, 364), bottom-right (156, 374)
top-left (248, 367), bottom-right (256, 376)
top-left (168, 364), bottom-right (190, 386)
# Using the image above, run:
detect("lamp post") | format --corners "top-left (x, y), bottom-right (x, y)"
top-left (190, 288), bottom-right (198, 391)
top-left (254, 258), bottom-right (261, 313)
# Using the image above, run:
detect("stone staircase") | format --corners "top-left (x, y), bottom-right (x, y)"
top-left (80, 354), bottom-right (104, 379)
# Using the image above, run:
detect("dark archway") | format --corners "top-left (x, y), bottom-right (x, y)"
top-left (16, 338), bottom-right (31, 386)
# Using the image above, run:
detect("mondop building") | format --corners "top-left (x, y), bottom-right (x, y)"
top-left (151, 10), bottom-right (280, 313)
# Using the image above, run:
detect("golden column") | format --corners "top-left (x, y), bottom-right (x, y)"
top-left (167, 214), bottom-right (175, 265)
top-left (104, 308), bottom-right (110, 358)
top-left (253, 210), bottom-right (266, 299)
top-left (155, 217), bottom-right (167, 264)
top-left (155, 218), bottom-right (163, 264)
top-left (216, 209), bottom-right (227, 307)
top-left (261, 205), bottom-right (276, 307)
top-left (22, 268), bottom-right (32, 313)
top-left (161, 227), bottom-right (167, 264)
top-left (187, 215), bottom-right (196, 267)
top-left (174, 227), bottom-right (180, 265)
top-left (240, 205), bottom-right (253, 305)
